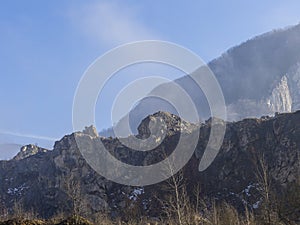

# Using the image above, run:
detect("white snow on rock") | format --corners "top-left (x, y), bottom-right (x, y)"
top-left (129, 187), bottom-right (144, 201)
top-left (252, 199), bottom-right (262, 209)
top-left (7, 183), bottom-right (29, 196)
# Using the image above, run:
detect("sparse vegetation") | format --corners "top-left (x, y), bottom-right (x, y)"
top-left (0, 112), bottom-right (299, 224)
top-left (1, 166), bottom-right (298, 225)
top-left (0, 147), bottom-right (299, 224)
top-left (0, 196), bottom-right (297, 225)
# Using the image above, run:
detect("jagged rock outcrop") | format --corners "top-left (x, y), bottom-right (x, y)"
top-left (267, 75), bottom-right (292, 112)
top-left (137, 111), bottom-right (196, 138)
top-left (13, 144), bottom-right (48, 161)
top-left (0, 111), bottom-right (299, 220)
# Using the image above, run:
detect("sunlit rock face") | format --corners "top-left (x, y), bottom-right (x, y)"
top-left (207, 24), bottom-right (300, 120)
top-left (13, 144), bottom-right (48, 161)
top-left (267, 75), bottom-right (292, 113)
top-left (226, 73), bottom-right (295, 121)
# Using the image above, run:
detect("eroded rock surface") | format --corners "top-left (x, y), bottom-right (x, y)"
top-left (0, 111), bottom-right (299, 219)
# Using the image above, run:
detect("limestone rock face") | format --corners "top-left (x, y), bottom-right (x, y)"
top-left (0, 111), bottom-right (299, 219)
top-left (137, 111), bottom-right (196, 138)
top-left (13, 144), bottom-right (48, 161)
top-left (82, 126), bottom-right (98, 138)
top-left (267, 75), bottom-right (292, 112)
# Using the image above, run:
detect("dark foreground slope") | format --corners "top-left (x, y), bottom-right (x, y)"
top-left (0, 111), bottom-right (299, 223)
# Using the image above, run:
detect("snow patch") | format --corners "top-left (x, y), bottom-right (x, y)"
top-left (242, 183), bottom-right (259, 197)
top-left (252, 199), bottom-right (262, 209)
top-left (129, 187), bottom-right (144, 201)
top-left (7, 183), bottom-right (29, 196)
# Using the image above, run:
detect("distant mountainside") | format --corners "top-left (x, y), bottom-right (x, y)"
top-left (209, 24), bottom-right (300, 119)
top-left (107, 24), bottom-right (300, 136)
top-left (0, 111), bottom-right (299, 222)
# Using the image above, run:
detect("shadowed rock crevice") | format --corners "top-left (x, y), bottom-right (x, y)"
top-left (0, 111), bottom-right (299, 221)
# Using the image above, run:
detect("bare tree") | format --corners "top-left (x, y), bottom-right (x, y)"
top-left (159, 151), bottom-right (205, 225)
top-left (64, 171), bottom-right (83, 223)
top-left (254, 154), bottom-right (274, 224)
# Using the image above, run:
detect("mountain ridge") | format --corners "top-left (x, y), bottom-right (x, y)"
top-left (0, 110), bottom-right (299, 222)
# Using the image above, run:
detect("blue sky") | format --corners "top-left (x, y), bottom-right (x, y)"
top-left (1, 0), bottom-right (300, 153)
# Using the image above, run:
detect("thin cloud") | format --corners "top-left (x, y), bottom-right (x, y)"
top-left (0, 130), bottom-right (58, 141)
top-left (69, 1), bottom-right (159, 46)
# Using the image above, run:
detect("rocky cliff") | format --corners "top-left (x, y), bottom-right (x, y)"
top-left (0, 111), bottom-right (299, 221)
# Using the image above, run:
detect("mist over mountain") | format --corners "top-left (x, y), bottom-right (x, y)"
top-left (210, 23), bottom-right (300, 120)
top-left (1, 23), bottom-right (300, 224)
top-left (105, 23), bottom-right (300, 137)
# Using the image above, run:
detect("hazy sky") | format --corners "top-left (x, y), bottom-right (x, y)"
top-left (1, 0), bottom-right (300, 152)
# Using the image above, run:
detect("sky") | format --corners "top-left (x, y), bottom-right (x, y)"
top-left (1, 0), bottom-right (300, 156)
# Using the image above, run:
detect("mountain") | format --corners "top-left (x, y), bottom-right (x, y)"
top-left (0, 111), bottom-right (299, 223)
top-left (12, 144), bottom-right (48, 161)
top-left (107, 24), bottom-right (300, 137)
top-left (209, 24), bottom-right (300, 120)
top-left (0, 133), bottom-right (55, 160)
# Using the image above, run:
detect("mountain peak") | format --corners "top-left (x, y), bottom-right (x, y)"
top-left (137, 111), bottom-right (196, 138)
top-left (13, 144), bottom-right (48, 160)
top-left (82, 125), bottom-right (98, 138)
